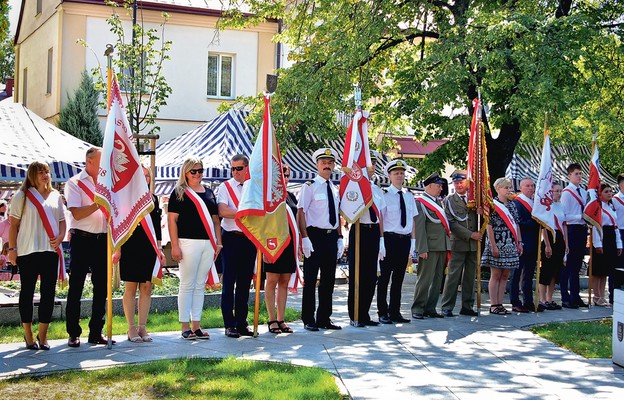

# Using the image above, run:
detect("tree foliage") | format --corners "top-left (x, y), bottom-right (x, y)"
top-left (0, 0), bottom-right (14, 83)
top-left (58, 70), bottom-right (103, 146)
top-left (79, 0), bottom-right (172, 136)
top-left (219, 0), bottom-right (624, 179)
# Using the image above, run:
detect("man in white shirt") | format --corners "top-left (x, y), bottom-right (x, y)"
top-left (612, 173), bottom-right (624, 302)
top-left (377, 159), bottom-right (417, 324)
top-left (218, 154), bottom-right (256, 338)
top-left (65, 147), bottom-right (111, 347)
top-left (298, 148), bottom-right (343, 331)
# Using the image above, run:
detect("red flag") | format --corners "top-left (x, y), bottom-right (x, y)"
top-left (583, 139), bottom-right (602, 237)
top-left (467, 98), bottom-right (493, 232)
top-left (339, 110), bottom-right (374, 223)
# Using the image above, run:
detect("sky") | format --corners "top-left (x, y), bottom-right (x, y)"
top-left (8, 0), bottom-right (21, 36)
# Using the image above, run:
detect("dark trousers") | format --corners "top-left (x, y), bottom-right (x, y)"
top-left (18, 251), bottom-right (58, 323)
top-left (220, 230), bottom-right (256, 330)
top-left (511, 248), bottom-right (537, 307)
top-left (302, 227), bottom-right (338, 325)
top-left (560, 224), bottom-right (587, 303)
top-left (66, 233), bottom-right (107, 339)
top-left (348, 224), bottom-right (380, 322)
top-left (377, 233), bottom-right (410, 318)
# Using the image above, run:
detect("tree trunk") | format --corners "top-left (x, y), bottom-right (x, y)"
top-left (486, 119), bottom-right (521, 185)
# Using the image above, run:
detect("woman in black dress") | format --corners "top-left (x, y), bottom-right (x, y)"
top-left (113, 166), bottom-right (165, 342)
top-left (264, 165), bottom-right (297, 334)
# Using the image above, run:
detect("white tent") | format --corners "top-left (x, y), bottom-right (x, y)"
top-left (0, 101), bottom-right (92, 193)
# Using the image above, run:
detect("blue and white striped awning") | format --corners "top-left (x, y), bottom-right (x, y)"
top-left (0, 101), bottom-right (90, 183)
top-left (155, 109), bottom-right (422, 190)
top-left (506, 142), bottom-right (618, 190)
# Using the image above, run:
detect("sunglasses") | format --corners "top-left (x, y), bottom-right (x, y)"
top-left (231, 166), bottom-right (245, 172)
top-left (188, 168), bottom-right (204, 175)
top-left (284, 174), bottom-right (290, 178)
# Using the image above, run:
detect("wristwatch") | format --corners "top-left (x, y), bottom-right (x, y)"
top-left (7, 247), bottom-right (17, 251)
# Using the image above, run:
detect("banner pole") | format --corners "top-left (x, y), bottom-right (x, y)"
top-left (588, 227), bottom-right (593, 307)
top-left (253, 250), bottom-right (262, 337)
top-left (107, 226), bottom-right (113, 349)
top-left (353, 220), bottom-right (361, 325)
top-left (535, 227), bottom-right (542, 312)
top-left (476, 214), bottom-right (482, 315)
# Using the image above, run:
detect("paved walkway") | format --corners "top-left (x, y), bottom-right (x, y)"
top-left (1, 273), bottom-right (622, 399)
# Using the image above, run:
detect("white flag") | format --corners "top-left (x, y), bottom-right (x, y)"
top-left (531, 129), bottom-right (556, 237)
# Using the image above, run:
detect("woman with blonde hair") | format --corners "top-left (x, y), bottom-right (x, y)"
top-left (481, 177), bottom-right (523, 315)
top-left (8, 161), bottom-right (66, 350)
top-left (168, 157), bottom-right (222, 339)
top-left (113, 165), bottom-right (165, 342)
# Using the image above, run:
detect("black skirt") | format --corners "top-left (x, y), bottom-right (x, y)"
top-left (539, 230), bottom-right (564, 285)
top-left (592, 225), bottom-right (617, 277)
top-left (263, 235), bottom-right (296, 274)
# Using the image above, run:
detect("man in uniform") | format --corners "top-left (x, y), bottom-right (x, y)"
top-left (347, 151), bottom-right (386, 327)
top-left (218, 154), bottom-right (256, 338)
top-left (411, 173), bottom-right (451, 319)
top-left (511, 178), bottom-right (542, 312)
top-left (440, 170), bottom-right (481, 317)
top-left (298, 148), bottom-right (344, 331)
top-left (65, 146), bottom-right (112, 347)
top-left (378, 159), bottom-right (417, 324)
top-left (560, 163), bottom-right (589, 308)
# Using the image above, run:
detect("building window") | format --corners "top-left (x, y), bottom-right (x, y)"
top-left (207, 53), bottom-right (234, 98)
top-left (22, 68), bottom-right (28, 107)
top-left (36, 0), bottom-right (42, 15)
top-left (46, 48), bottom-right (53, 94)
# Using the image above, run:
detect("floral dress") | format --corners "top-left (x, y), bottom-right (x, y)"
top-left (481, 197), bottom-right (520, 269)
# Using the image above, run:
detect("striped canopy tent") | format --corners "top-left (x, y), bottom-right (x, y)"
top-left (505, 142), bottom-right (618, 190)
top-left (0, 101), bottom-right (91, 194)
top-left (154, 109), bottom-right (422, 195)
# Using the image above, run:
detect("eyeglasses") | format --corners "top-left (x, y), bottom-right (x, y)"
top-left (283, 174), bottom-right (290, 178)
top-left (231, 166), bottom-right (245, 172)
top-left (188, 168), bottom-right (204, 175)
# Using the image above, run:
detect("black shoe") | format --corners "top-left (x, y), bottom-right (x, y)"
top-left (411, 313), bottom-right (424, 320)
top-left (363, 320), bottom-right (380, 326)
top-left (536, 303), bottom-right (546, 312)
top-left (524, 304), bottom-right (540, 312)
top-left (561, 301), bottom-right (579, 309)
top-left (575, 300), bottom-right (589, 308)
top-left (459, 308), bottom-right (478, 316)
top-left (24, 336), bottom-right (39, 350)
top-left (378, 315), bottom-right (393, 324)
top-left (88, 335), bottom-right (116, 345)
top-left (237, 327), bottom-right (254, 337)
top-left (512, 305), bottom-right (530, 313)
top-left (390, 315), bottom-right (411, 323)
top-left (318, 321), bottom-right (342, 330)
top-left (548, 301), bottom-right (562, 310)
top-left (442, 310), bottom-right (454, 317)
top-left (424, 311), bottom-right (444, 318)
top-left (225, 327), bottom-right (240, 338)
top-left (68, 336), bottom-right (80, 348)
top-left (304, 323), bottom-right (320, 332)
top-left (350, 320), bottom-right (365, 328)
top-left (36, 335), bottom-right (50, 351)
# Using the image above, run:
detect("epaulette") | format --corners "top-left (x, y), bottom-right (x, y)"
top-left (305, 181), bottom-right (313, 186)
top-left (382, 188), bottom-right (388, 193)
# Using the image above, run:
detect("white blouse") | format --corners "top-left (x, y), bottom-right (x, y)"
top-left (592, 201), bottom-right (622, 249)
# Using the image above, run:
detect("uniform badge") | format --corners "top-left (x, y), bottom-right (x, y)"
top-left (618, 321), bottom-right (623, 342)
top-left (346, 191), bottom-right (359, 202)
top-left (267, 238), bottom-right (277, 250)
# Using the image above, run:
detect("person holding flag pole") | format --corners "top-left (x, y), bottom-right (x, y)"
top-left (583, 136), bottom-right (603, 307)
top-left (530, 116), bottom-right (558, 313)
top-left (236, 83), bottom-right (299, 337)
top-left (339, 85), bottom-right (384, 327)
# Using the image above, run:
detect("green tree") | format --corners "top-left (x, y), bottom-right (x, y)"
top-left (79, 0), bottom-right (172, 136)
top-left (0, 0), bottom-right (14, 84)
top-left (219, 0), bottom-right (624, 179)
top-left (58, 70), bottom-right (103, 146)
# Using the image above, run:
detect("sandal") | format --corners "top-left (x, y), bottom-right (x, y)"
top-left (194, 329), bottom-right (210, 339)
top-left (181, 330), bottom-right (197, 340)
top-left (278, 321), bottom-right (293, 333)
top-left (268, 320), bottom-right (281, 334)
top-left (127, 326), bottom-right (143, 343)
top-left (138, 325), bottom-right (153, 342)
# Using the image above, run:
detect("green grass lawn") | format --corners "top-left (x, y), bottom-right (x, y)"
top-left (0, 302), bottom-right (300, 344)
top-left (0, 358), bottom-right (344, 399)
top-left (530, 318), bottom-right (613, 358)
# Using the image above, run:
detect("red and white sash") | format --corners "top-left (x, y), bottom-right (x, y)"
top-left (514, 193), bottom-right (533, 213)
top-left (493, 199), bottom-right (519, 244)
top-left (76, 179), bottom-right (110, 219)
top-left (563, 188), bottom-right (585, 208)
top-left (603, 206), bottom-right (618, 229)
top-left (139, 212), bottom-right (162, 284)
top-left (614, 194), bottom-right (624, 207)
top-left (25, 189), bottom-right (68, 286)
top-left (184, 188), bottom-right (219, 285)
top-left (416, 195), bottom-right (450, 236)
top-left (286, 206), bottom-right (304, 292)
top-left (224, 180), bottom-right (240, 209)
top-left (554, 214), bottom-right (564, 234)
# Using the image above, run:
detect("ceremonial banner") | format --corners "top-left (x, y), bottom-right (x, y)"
top-left (531, 126), bottom-right (556, 238)
top-left (467, 98), bottom-right (493, 233)
top-left (94, 76), bottom-right (155, 252)
top-left (236, 94), bottom-right (291, 263)
top-left (583, 139), bottom-right (602, 237)
top-left (339, 110), bottom-right (374, 223)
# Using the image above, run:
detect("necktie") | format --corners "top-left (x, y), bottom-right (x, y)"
top-left (399, 191), bottom-right (406, 228)
top-left (369, 206), bottom-right (377, 223)
top-left (327, 181), bottom-right (337, 226)
top-left (461, 195), bottom-right (467, 204)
